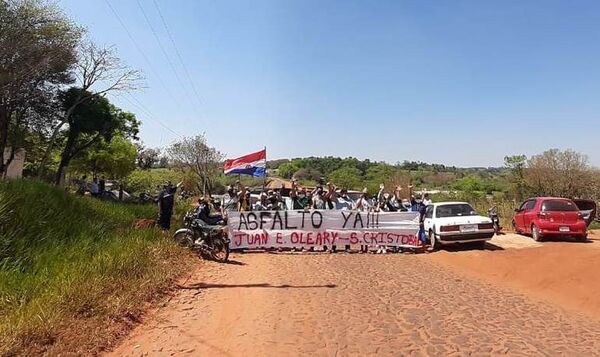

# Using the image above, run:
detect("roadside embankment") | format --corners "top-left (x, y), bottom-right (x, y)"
top-left (0, 180), bottom-right (193, 356)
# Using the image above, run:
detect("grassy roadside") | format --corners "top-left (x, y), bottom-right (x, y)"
top-left (0, 180), bottom-right (194, 355)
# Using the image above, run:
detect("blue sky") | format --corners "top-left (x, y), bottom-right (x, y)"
top-left (59, 0), bottom-right (600, 167)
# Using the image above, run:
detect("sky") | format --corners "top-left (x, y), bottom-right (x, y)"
top-left (58, 0), bottom-right (600, 167)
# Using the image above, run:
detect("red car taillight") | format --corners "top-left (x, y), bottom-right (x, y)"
top-left (478, 223), bottom-right (494, 230)
top-left (577, 212), bottom-right (584, 220)
top-left (440, 225), bottom-right (460, 232)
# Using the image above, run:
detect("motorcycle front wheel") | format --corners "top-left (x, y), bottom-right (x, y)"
top-left (210, 237), bottom-right (230, 262)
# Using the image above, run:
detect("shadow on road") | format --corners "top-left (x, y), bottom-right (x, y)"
top-left (436, 241), bottom-right (504, 252)
top-left (179, 282), bottom-right (337, 290)
top-left (222, 259), bottom-right (246, 266)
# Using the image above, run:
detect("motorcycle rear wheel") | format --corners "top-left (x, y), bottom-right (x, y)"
top-left (211, 237), bottom-right (230, 262)
top-left (173, 231), bottom-right (195, 248)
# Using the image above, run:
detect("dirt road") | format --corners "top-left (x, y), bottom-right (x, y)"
top-left (110, 243), bottom-right (600, 356)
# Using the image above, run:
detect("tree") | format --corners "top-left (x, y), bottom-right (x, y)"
top-left (277, 162), bottom-right (300, 179)
top-left (0, 0), bottom-right (81, 177)
top-left (293, 168), bottom-right (322, 182)
top-left (328, 166), bottom-right (362, 190)
top-left (504, 154), bottom-right (527, 200)
top-left (137, 146), bottom-right (160, 170)
top-left (167, 135), bottom-right (224, 194)
top-left (70, 135), bottom-right (138, 178)
top-left (525, 149), bottom-right (593, 198)
top-left (37, 42), bottom-right (143, 178)
top-left (54, 88), bottom-right (139, 184)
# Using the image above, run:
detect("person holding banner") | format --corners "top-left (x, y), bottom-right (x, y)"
top-left (354, 188), bottom-right (372, 253)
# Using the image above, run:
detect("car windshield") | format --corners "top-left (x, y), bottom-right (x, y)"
top-left (542, 200), bottom-right (578, 212)
top-left (436, 204), bottom-right (477, 218)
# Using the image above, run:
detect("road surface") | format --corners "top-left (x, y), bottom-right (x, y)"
top-left (110, 245), bottom-right (600, 356)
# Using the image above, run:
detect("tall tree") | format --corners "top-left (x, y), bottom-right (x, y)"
top-left (504, 154), bottom-right (527, 200)
top-left (38, 43), bottom-right (143, 178)
top-left (167, 135), bottom-right (224, 194)
top-left (54, 87), bottom-right (139, 184)
top-left (137, 146), bottom-right (161, 170)
top-left (0, 0), bottom-right (81, 177)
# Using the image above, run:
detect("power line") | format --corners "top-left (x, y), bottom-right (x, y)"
top-left (135, 0), bottom-right (196, 107)
top-left (116, 92), bottom-right (184, 140)
top-left (103, 0), bottom-right (185, 110)
top-left (152, 0), bottom-right (204, 109)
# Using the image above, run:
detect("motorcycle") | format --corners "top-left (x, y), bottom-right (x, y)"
top-left (488, 206), bottom-right (501, 234)
top-left (173, 210), bottom-right (230, 262)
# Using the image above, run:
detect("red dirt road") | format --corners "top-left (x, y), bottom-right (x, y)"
top-left (110, 238), bottom-right (600, 356)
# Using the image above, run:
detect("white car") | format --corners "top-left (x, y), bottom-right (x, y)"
top-left (423, 202), bottom-right (495, 249)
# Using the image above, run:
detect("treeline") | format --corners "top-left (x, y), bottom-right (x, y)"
top-left (267, 150), bottom-right (600, 202)
top-left (269, 156), bottom-right (509, 194)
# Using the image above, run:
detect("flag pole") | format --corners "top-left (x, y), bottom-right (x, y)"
top-left (263, 146), bottom-right (267, 192)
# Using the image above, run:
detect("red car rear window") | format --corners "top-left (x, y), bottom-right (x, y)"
top-left (541, 200), bottom-right (578, 212)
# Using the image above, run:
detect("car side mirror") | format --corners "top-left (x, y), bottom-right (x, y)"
top-left (514, 208), bottom-right (521, 213)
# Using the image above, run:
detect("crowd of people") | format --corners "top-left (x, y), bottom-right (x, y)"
top-left (192, 180), bottom-right (433, 253)
top-left (216, 179), bottom-right (432, 214)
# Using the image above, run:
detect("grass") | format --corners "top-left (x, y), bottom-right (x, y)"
top-left (0, 180), bottom-right (193, 355)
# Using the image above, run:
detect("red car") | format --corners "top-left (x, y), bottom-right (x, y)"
top-left (512, 197), bottom-right (588, 242)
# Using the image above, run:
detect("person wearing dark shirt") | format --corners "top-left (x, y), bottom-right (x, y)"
top-left (196, 196), bottom-right (224, 225)
top-left (408, 185), bottom-right (428, 244)
top-left (157, 181), bottom-right (182, 230)
top-left (99, 176), bottom-right (106, 196)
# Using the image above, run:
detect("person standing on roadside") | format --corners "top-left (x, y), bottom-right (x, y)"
top-left (98, 176), bottom-right (106, 197)
top-left (408, 185), bottom-right (428, 245)
top-left (157, 181), bottom-right (183, 231)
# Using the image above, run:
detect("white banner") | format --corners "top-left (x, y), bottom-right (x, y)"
top-left (227, 210), bottom-right (422, 249)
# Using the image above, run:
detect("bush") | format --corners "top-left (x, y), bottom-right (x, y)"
top-left (0, 180), bottom-right (192, 355)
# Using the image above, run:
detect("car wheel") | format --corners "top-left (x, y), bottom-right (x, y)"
top-left (429, 230), bottom-right (439, 250)
top-left (532, 224), bottom-right (543, 242)
top-left (576, 235), bottom-right (588, 242)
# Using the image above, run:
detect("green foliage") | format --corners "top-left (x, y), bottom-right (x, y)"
top-left (70, 135), bottom-right (138, 178)
top-left (124, 168), bottom-right (186, 195)
top-left (0, 180), bottom-right (191, 354)
top-left (277, 162), bottom-right (300, 179)
top-left (504, 154), bottom-right (527, 200)
top-left (328, 166), bottom-right (362, 189)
